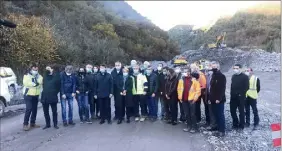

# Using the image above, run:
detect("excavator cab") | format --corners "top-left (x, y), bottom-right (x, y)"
top-left (207, 32), bottom-right (227, 49)
top-left (172, 56), bottom-right (188, 67)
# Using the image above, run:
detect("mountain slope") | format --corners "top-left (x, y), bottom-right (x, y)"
top-left (1, 1), bottom-right (179, 80)
top-left (168, 1), bottom-right (281, 52)
top-left (101, 1), bottom-right (151, 24)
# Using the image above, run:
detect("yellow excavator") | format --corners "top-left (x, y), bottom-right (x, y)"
top-left (172, 56), bottom-right (188, 66)
top-left (207, 32), bottom-right (227, 49)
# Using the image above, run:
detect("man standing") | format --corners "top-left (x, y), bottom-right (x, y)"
top-left (111, 61), bottom-right (123, 120)
top-left (60, 65), bottom-right (76, 126)
top-left (85, 64), bottom-right (95, 120)
top-left (155, 63), bottom-right (166, 119)
top-left (230, 64), bottom-right (249, 130)
top-left (191, 63), bottom-right (207, 123)
top-left (209, 61), bottom-right (226, 137)
top-left (95, 65), bottom-right (113, 124)
top-left (41, 65), bottom-right (60, 130)
top-left (145, 66), bottom-right (159, 121)
top-left (132, 64), bottom-right (148, 122)
top-left (141, 61), bottom-right (150, 75)
top-left (76, 68), bottom-right (92, 124)
top-left (164, 68), bottom-right (178, 125)
top-left (23, 63), bottom-right (43, 131)
top-left (245, 68), bottom-right (260, 130)
top-left (204, 62), bottom-right (217, 131)
top-left (92, 65), bottom-right (100, 118)
top-left (177, 68), bottom-right (201, 133)
top-left (175, 66), bottom-right (185, 122)
top-left (129, 60), bottom-right (137, 76)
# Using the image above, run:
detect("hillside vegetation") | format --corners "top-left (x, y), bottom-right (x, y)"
top-left (0, 1), bottom-right (179, 82)
top-left (169, 2), bottom-right (281, 52)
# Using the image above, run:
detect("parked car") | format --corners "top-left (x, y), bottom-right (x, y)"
top-left (0, 67), bottom-right (18, 98)
top-left (0, 67), bottom-right (18, 117)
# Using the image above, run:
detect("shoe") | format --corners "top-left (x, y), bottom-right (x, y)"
top-left (54, 125), bottom-right (59, 129)
top-left (100, 120), bottom-right (105, 124)
top-left (126, 119), bottom-right (130, 123)
top-left (167, 120), bottom-right (172, 124)
top-left (207, 127), bottom-right (218, 131)
top-left (232, 125), bottom-right (239, 129)
top-left (23, 125), bottom-right (30, 131)
top-left (42, 125), bottom-right (51, 130)
top-left (189, 129), bottom-right (196, 133)
top-left (135, 117), bottom-right (140, 122)
top-left (63, 122), bottom-right (68, 127)
top-left (30, 124), bottom-right (40, 128)
top-left (253, 125), bottom-right (258, 130)
top-left (108, 120), bottom-right (112, 124)
top-left (140, 117), bottom-right (146, 122)
top-left (183, 128), bottom-right (191, 132)
top-left (86, 120), bottom-right (92, 124)
top-left (171, 121), bottom-right (177, 125)
top-left (216, 132), bottom-right (225, 137)
top-left (80, 120), bottom-right (84, 124)
top-left (117, 120), bottom-right (122, 124)
top-left (68, 121), bottom-right (76, 126)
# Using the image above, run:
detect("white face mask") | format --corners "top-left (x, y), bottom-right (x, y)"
top-left (245, 72), bottom-right (250, 76)
top-left (146, 70), bottom-right (152, 75)
top-left (234, 69), bottom-right (240, 75)
top-left (182, 72), bottom-right (188, 77)
top-left (157, 66), bottom-right (162, 71)
top-left (133, 69), bottom-right (139, 74)
top-left (93, 68), bottom-right (98, 73)
top-left (208, 71), bottom-right (213, 75)
top-left (66, 72), bottom-right (71, 76)
top-left (175, 69), bottom-right (180, 73)
top-left (31, 70), bottom-right (38, 76)
top-left (100, 68), bottom-right (106, 73)
top-left (123, 72), bottom-right (128, 77)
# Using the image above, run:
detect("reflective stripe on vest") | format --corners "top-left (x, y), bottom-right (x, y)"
top-left (246, 75), bottom-right (258, 99)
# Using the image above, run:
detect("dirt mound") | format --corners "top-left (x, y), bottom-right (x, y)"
top-left (173, 48), bottom-right (281, 72)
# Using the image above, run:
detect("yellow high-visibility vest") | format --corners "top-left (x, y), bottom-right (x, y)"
top-left (246, 75), bottom-right (258, 99)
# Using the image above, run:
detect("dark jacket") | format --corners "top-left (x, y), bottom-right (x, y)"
top-left (76, 73), bottom-right (91, 94)
top-left (155, 71), bottom-right (165, 96)
top-left (92, 72), bottom-right (99, 93)
top-left (95, 72), bottom-right (113, 98)
top-left (256, 78), bottom-right (261, 93)
top-left (165, 75), bottom-right (178, 98)
top-left (146, 73), bottom-right (159, 95)
top-left (116, 75), bottom-right (134, 107)
top-left (111, 68), bottom-right (123, 94)
top-left (85, 73), bottom-right (95, 94)
top-left (41, 72), bottom-right (61, 103)
top-left (231, 73), bottom-right (249, 97)
top-left (210, 70), bottom-right (226, 103)
top-left (60, 72), bottom-right (76, 95)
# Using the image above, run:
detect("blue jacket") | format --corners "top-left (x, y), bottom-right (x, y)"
top-left (60, 72), bottom-right (76, 95)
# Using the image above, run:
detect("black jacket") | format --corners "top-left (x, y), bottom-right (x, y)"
top-left (165, 75), bottom-right (178, 98)
top-left (210, 70), bottom-right (226, 103)
top-left (95, 72), bottom-right (113, 98)
top-left (111, 68), bottom-right (123, 94)
top-left (41, 72), bottom-right (61, 103)
top-left (116, 75), bottom-right (134, 107)
top-left (85, 73), bottom-right (95, 94)
top-left (155, 71), bottom-right (165, 96)
top-left (76, 73), bottom-right (91, 94)
top-left (146, 73), bottom-right (159, 95)
top-left (231, 73), bottom-right (249, 97)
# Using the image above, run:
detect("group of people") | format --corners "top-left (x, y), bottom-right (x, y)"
top-left (22, 60), bottom-right (260, 137)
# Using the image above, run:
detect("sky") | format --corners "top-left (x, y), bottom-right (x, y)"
top-left (126, 1), bottom-right (266, 31)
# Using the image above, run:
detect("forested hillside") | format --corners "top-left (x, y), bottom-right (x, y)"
top-left (0, 1), bottom-right (179, 80)
top-left (169, 1), bottom-right (281, 52)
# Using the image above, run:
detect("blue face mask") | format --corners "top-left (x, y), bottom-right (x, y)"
top-left (123, 72), bottom-right (128, 77)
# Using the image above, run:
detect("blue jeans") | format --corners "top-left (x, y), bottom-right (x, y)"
top-left (147, 95), bottom-right (158, 118)
top-left (61, 93), bottom-right (74, 123)
top-left (212, 103), bottom-right (226, 133)
top-left (156, 95), bottom-right (165, 117)
top-left (77, 93), bottom-right (90, 121)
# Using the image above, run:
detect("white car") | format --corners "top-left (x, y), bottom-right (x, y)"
top-left (0, 67), bottom-right (18, 117)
